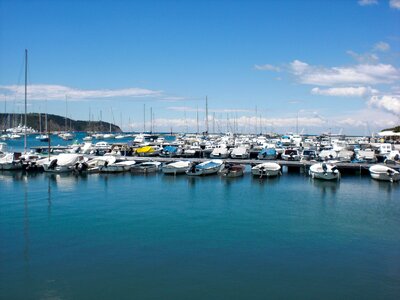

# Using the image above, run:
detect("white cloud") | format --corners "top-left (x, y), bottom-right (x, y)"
top-left (368, 94), bottom-right (400, 115)
top-left (254, 64), bottom-right (281, 72)
top-left (0, 84), bottom-right (161, 100)
top-left (346, 50), bottom-right (379, 64)
top-left (390, 0), bottom-right (400, 9)
top-left (290, 60), bottom-right (310, 75)
top-left (373, 41), bottom-right (390, 52)
top-left (289, 60), bottom-right (399, 86)
top-left (311, 86), bottom-right (379, 97)
top-left (358, 0), bottom-right (378, 6)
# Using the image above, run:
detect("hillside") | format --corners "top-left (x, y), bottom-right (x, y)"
top-left (382, 125), bottom-right (400, 133)
top-left (0, 113), bottom-right (122, 132)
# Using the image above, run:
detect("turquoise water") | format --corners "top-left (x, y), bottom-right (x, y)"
top-left (1, 170), bottom-right (399, 299)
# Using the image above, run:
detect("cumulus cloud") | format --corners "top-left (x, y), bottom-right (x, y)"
top-left (368, 94), bottom-right (400, 115)
top-left (289, 60), bottom-right (399, 86)
top-left (254, 64), bottom-right (281, 72)
top-left (358, 0), bottom-right (378, 6)
top-left (311, 86), bottom-right (379, 97)
top-left (0, 84), bottom-right (161, 100)
top-left (390, 0), bottom-right (400, 9)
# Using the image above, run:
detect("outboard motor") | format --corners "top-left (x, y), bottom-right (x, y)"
top-left (48, 159), bottom-right (58, 170)
top-left (322, 163), bottom-right (328, 175)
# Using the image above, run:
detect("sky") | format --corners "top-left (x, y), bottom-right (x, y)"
top-left (0, 0), bottom-right (399, 134)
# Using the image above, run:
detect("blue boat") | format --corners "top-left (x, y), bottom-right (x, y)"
top-left (257, 148), bottom-right (277, 160)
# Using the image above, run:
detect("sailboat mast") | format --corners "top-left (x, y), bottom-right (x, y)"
top-left (65, 95), bottom-right (68, 132)
top-left (205, 96), bottom-right (209, 134)
top-left (196, 106), bottom-right (199, 134)
top-left (24, 49), bottom-right (28, 152)
top-left (143, 104), bottom-right (146, 132)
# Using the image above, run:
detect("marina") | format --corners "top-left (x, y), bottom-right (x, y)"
top-left (1, 1), bottom-right (400, 299)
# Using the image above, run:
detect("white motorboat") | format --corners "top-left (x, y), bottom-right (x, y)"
top-left (162, 160), bottom-right (191, 175)
top-left (210, 145), bottom-right (230, 159)
top-left (356, 149), bottom-right (377, 163)
top-left (369, 165), bottom-right (400, 182)
top-left (0, 153), bottom-right (23, 170)
top-left (309, 163), bottom-right (340, 180)
top-left (251, 162), bottom-right (281, 177)
top-left (74, 156), bottom-right (117, 173)
top-left (83, 136), bottom-right (93, 141)
top-left (230, 146), bottom-right (249, 159)
top-left (59, 132), bottom-right (75, 141)
top-left (37, 134), bottom-right (49, 142)
top-left (103, 133), bottom-right (115, 139)
top-left (186, 159), bottom-right (224, 176)
top-left (281, 149), bottom-right (300, 161)
top-left (319, 149), bottom-right (337, 161)
top-left (99, 160), bottom-right (136, 173)
top-left (42, 153), bottom-right (86, 173)
top-left (131, 161), bottom-right (162, 173)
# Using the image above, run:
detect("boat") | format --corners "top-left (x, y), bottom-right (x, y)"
top-left (103, 133), bottom-right (115, 139)
top-left (356, 149), bottom-right (377, 163)
top-left (337, 150), bottom-right (354, 162)
top-left (42, 153), bottom-right (86, 173)
top-left (281, 149), bottom-right (300, 161)
top-left (251, 162), bottom-right (281, 178)
top-left (186, 159), bottom-right (224, 176)
top-left (218, 163), bottom-right (245, 178)
top-left (369, 165), bottom-right (400, 182)
top-left (319, 149), bottom-right (337, 161)
top-left (131, 161), bottom-right (162, 173)
top-left (162, 160), bottom-right (191, 175)
top-left (83, 136), bottom-right (93, 141)
top-left (230, 146), bottom-right (249, 159)
top-left (98, 160), bottom-right (136, 173)
top-left (257, 148), bottom-right (277, 160)
top-left (59, 132), bottom-right (75, 141)
top-left (136, 145), bottom-right (160, 157)
top-left (300, 149), bottom-right (317, 162)
top-left (0, 152), bottom-right (23, 170)
top-left (209, 145), bottom-right (230, 159)
top-left (309, 163), bottom-right (340, 180)
top-left (74, 156), bottom-right (117, 173)
top-left (159, 145), bottom-right (181, 157)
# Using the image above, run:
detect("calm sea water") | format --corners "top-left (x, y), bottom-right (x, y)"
top-left (1, 169), bottom-right (399, 299)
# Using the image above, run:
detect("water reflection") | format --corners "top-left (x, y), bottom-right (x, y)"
top-left (44, 173), bottom-right (78, 192)
top-left (311, 178), bottom-right (340, 198)
top-left (371, 178), bottom-right (398, 196)
top-left (23, 181), bottom-right (30, 285)
top-left (0, 170), bottom-right (26, 183)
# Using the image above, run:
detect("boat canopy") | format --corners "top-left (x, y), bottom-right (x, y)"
top-left (136, 146), bottom-right (154, 153)
top-left (163, 145), bottom-right (178, 153)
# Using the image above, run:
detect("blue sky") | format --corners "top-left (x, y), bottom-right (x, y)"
top-left (0, 0), bottom-right (399, 134)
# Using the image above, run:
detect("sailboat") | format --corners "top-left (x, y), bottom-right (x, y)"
top-left (59, 95), bottom-right (75, 140)
top-left (36, 110), bottom-right (49, 142)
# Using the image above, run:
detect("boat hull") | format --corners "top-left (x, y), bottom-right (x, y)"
top-left (251, 163), bottom-right (281, 177)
